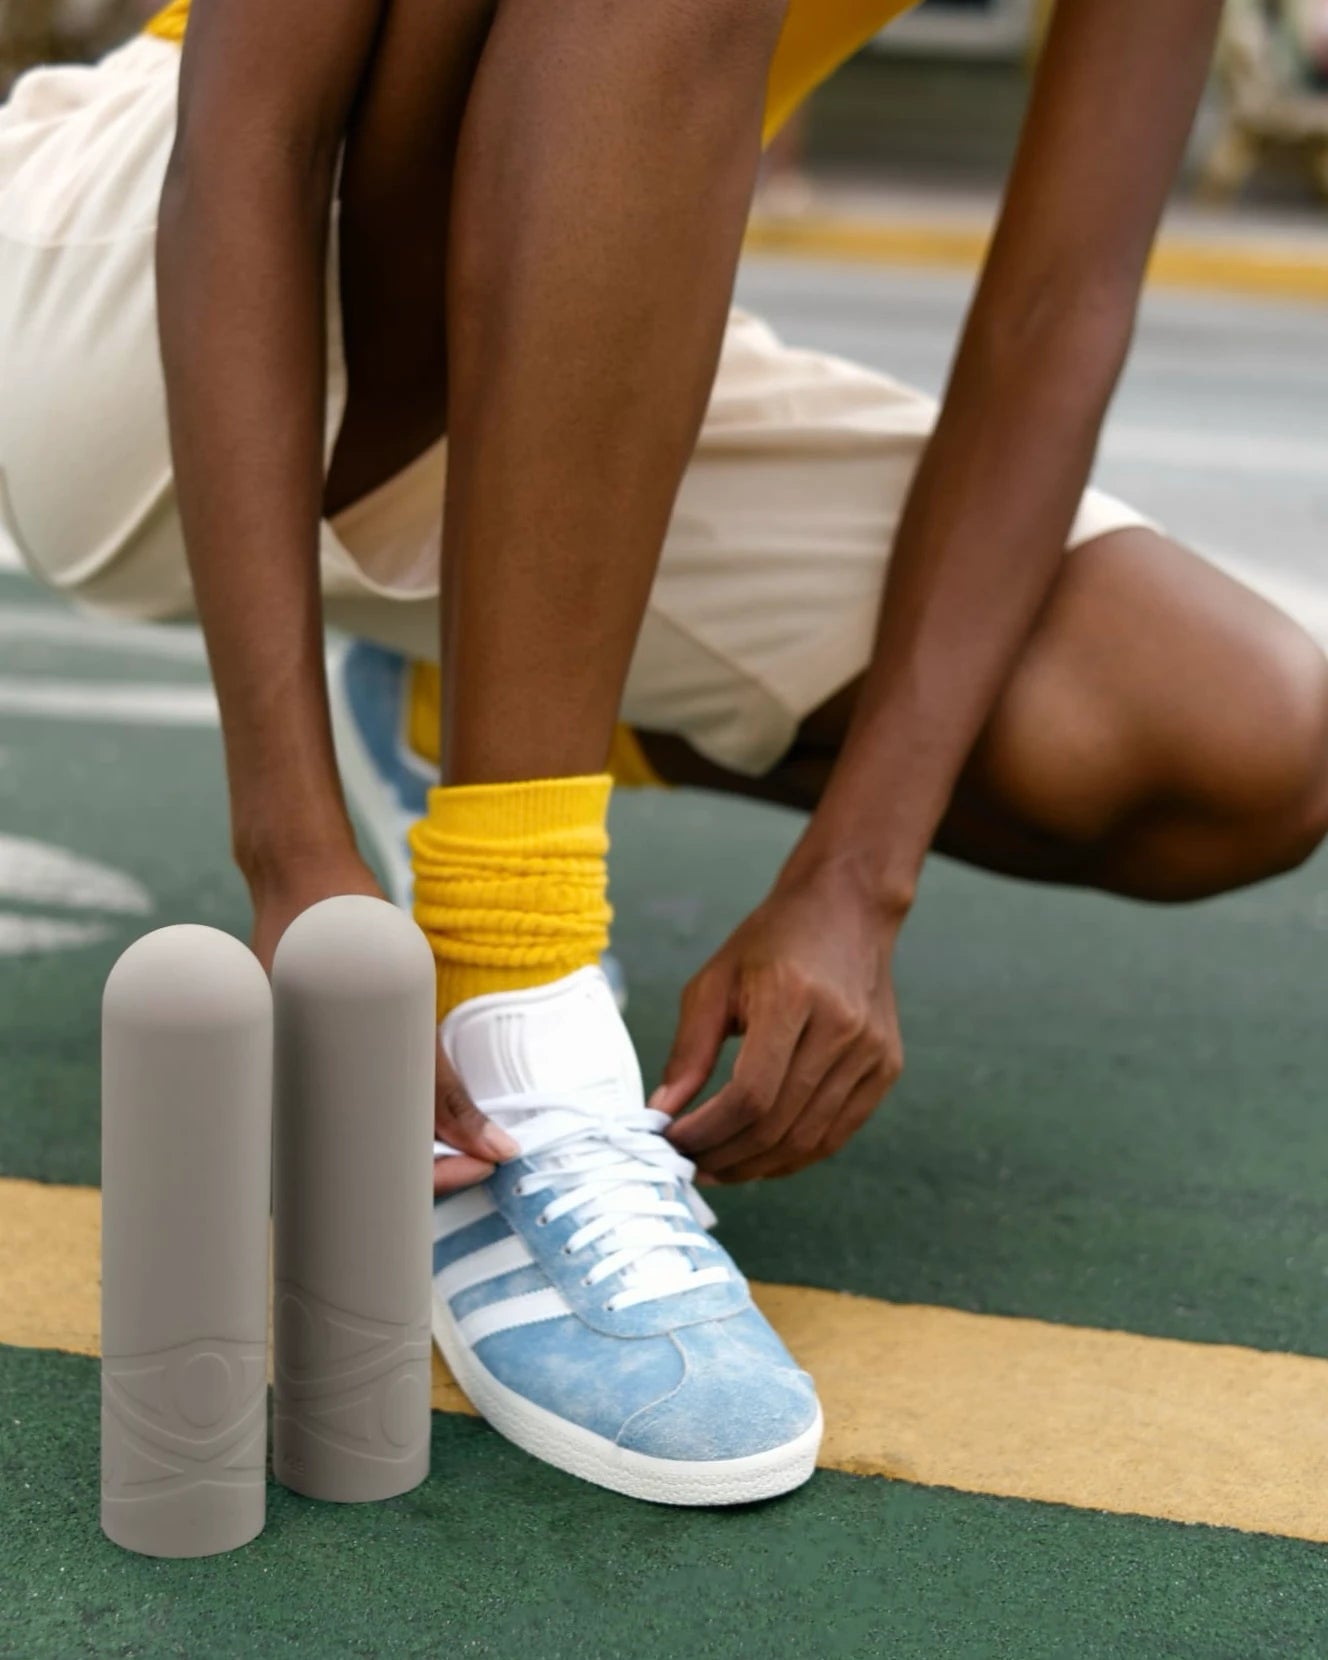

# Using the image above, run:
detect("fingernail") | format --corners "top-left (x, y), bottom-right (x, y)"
top-left (483, 1127), bottom-right (520, 1161)
top-left (647, 1087), bottom-right (667, 1112)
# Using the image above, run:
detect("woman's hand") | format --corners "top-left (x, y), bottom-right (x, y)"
top-left (248, 849), bottom-right (515, 1193)
top-left (654, 857), bottom-right (905, 1183)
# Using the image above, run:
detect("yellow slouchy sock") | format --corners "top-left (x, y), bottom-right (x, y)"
top-left (409, 775), bottom-right (613, 1019)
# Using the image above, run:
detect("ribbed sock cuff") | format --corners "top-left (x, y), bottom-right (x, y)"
top-left (410, 775), bottom-right (613, 1018)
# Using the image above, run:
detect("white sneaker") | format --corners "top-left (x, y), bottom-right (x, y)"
top-left (431, 967), bottom-right (823, 1505)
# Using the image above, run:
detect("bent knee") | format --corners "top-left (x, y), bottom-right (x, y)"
top-left (978, 590), bottom-right (1328, 865)
top-left (1237, 621), bottom-right (1328, 871)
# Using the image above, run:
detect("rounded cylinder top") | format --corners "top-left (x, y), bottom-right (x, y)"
top-left (271, 895), bottom-right (435, 1002)
top-left (102, 925), bottom-right (270, 1029)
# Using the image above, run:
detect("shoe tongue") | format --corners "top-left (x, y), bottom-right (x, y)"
top-left (443, 968), bottom-right (702, 1301)
top-left (440, 966), bottom-right (644, 1116)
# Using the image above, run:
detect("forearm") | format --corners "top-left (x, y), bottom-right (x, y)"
top-left (789, 295), bottom-right (1128, 909)
top-left (157, 0), bottom-right (384, 882)
top-left (157, 147), bottom-right (352, 880)
top-left (783, 0), bottom-right (1222, 913)
top-left (441, 0), bottom-right (788, 783)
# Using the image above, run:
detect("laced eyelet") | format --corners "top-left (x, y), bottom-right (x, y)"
top-left (536, 1213), bottom-right (549, 1227)
top-left (581, 1276), bottom-right (592, 1288)
top-left (561, 1244), bottom-right (572, 1256)
top-left (605, 1298), bottom-right (622, 1314)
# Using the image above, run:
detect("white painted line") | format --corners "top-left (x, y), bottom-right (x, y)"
top-left (0, 606), bottom-right (207, 662)
top-left (0, 835), bottom-right (152, 914)
top-left (0, 917), bottom-right (114, 956)
top-left (0, 679), bottom-right (218, 725)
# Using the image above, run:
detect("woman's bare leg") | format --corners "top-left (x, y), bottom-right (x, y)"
top-left (324, 0), bottom-right (791, 787)
top-left (439, 0), bottom-right (789, 784)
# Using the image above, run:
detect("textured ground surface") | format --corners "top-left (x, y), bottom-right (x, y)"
top-left (3, 261), bottom-right (1328, 1657)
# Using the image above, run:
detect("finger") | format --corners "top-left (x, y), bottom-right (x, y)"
top-left (805, 1066), bottom-right (896, 1171)
top-left (435, 1046), bottom-right (519, 1164)
top-left (716, 1047), bottom-right (871, 1184)
top-left (743, 1060), bottom-right (893, 1184)
top-left (434, 1153), bottom-right (496, 1195)
top-left (668, 984), bottom-right (808, 1157)
top-left (680, 1002), bottom-right (823, 1175)
top-left (649, 966), bottom-right (734, 1117)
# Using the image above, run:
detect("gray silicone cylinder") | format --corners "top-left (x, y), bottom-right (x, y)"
top-left (271, 896), bottom-right (434, 1502)
top-left (100, 925), bottom-right (273, 1558)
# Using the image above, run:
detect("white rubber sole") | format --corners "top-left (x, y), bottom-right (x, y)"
top-left (432, 1297), bottom-right (822, 1506)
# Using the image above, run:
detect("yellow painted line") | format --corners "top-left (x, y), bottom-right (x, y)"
top-left (7, 1176), bottom-right (1328, 1542)
top-left (745, 214), bottom-right (1328, 304)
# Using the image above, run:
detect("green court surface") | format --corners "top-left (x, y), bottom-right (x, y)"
top-left (4, 565), bottom-right (1328, 1657)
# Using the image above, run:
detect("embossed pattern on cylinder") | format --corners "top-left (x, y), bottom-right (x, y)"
top-left (272, 897), bottom-right (435, 1502)
top-left (102, 1337), bottom-right (267, 1509)
top-left (100, 925), bottom-right (272, 1557)
top-left (273, 1284), bottom-right (431, 1488)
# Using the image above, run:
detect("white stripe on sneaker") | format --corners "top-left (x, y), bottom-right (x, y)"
top-left (434, 1234), bottom-right (536, 1302)
top-left (433, 1187), bottom-right (499, 1243)
top-left (457, 1286), bottom-right (572, 1345)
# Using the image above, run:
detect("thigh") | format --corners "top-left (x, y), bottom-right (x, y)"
top-left (938, 527), bottom-right (1328, 882)
top-left (323, 0), bottom-right (495, 516)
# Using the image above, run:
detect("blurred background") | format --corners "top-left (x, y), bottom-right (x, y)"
top-left (8, 0), bottom-right (1328, 205)
top-left (1, 0), bottom-right (157, 90)
top-left (756, 0), bottom-right (1328, 210)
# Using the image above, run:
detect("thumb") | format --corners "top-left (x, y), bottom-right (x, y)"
top-left (435, 1043), bottom-right (519, 1164)
top-left (650, 965), bottom-right (733, 1116)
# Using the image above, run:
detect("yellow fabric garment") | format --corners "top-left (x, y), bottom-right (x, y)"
top-left (605, 723), bottom-right (664, 791)
top-left (764, 0), bottom-right (918, 141)
top-left (410, 776), bottom-right (613, 1017)
top-left (145, 0), bottom-right (920, 141)
top-left (144, 0), bottom-right (186, 45)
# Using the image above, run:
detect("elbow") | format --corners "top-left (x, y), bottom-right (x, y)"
top-left (503, 0), bottom-right (791, 94)
top-left (160, 98), bottom-right (338, 248)
top-left (970, 267), bottom-right (1139, 411)
top-left (676, 0), bottom-right (792, 68)
top-left (673, 0), bottom-right (792, 104)
top-left (641, 0), bottom-right (793, 148)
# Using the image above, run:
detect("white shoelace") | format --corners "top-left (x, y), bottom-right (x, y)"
top-left (442, 1099), bottom-right (730, 1313)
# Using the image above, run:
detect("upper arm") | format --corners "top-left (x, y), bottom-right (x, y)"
top-left (171, 0), bottom-right (388, 181)
top-left (975, 0), bottom-right (1224, 354)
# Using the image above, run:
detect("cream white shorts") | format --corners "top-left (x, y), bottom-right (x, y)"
top-left (0, 36), bottom-right (1155, 777)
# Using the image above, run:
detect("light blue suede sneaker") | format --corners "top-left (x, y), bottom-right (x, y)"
top-left (328, 639), bottom-right (629, 1009)
top-left (432, 966), bottom-right (823, 1505)
top-left (327, 639), bottom-right (433, 909)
